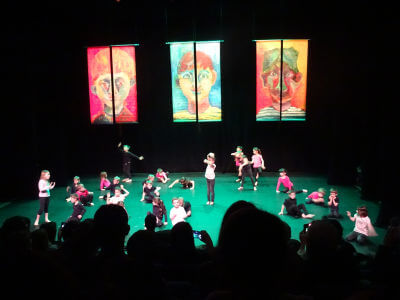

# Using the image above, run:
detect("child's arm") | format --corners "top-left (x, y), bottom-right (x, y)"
top-left (106, 193), bottom-right (111, 205)
top-left (346, 211), bottom-right (356, 222)
top-left (170, 210), bottom-right (176, 221)
top-left (260, 155), bottom-right (266, 169)
top-left (333, 198), bottom-right (339, 206)
top-left (169, 179), bottom-right (179, 188)
top-left (279, 204), bottom-right (285, 215)
top-left (121, 186), bottom-right (129, 197)
top-left (276, 178), bottom-right (282, 192)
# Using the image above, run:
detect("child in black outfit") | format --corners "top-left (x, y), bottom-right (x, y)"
top-left (327, 188), bottom-right (341, 218)
top-left (118, 142), bottom-right (144, 183)
top-left (141, 180), bottom-right (161, 203)
top-left (66, 194), bottom-right (86, 223)
top-left (66, 176), bottom-right (80, 202)
top-left (148, 197), bottom-right (168, 227)
top-left (279, 190), bottom-right (315, 219)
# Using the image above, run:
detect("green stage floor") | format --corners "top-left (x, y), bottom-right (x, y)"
top-left (0, 172), bottom-right (385, 256)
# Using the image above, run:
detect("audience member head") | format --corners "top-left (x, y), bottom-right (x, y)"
top-left (171, 221), bottom-right (195, 254)
top-left (127, 230), bottom-right (155, 262)
top-left (217, 207), bottom-right (288, 297)
top-left (305, 219), bottom-right (341, 259)
top-left (40, 221), bottom-right (57, 244)
top-left (145, 214), bottom-right (156, 232)
top-left (0, 216), bottom-right (31, 256)
top-left (94, 205), bottom-right (130, 254)
top-left (219, 200), bottom-right (256, 238)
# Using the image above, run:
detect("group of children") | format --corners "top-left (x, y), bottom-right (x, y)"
top-left (34, 143), bottom-right (377, 245)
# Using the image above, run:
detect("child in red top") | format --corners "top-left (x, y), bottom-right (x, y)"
top-left (156, 168), bottom-right (170, 183)
top-left (276, 168), bottom-right (307, 194)
top-left (76, 184), bottom-right (94, 206)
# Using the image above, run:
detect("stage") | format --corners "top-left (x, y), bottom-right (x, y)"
top-left (0, 172), bottom-right (385, 256)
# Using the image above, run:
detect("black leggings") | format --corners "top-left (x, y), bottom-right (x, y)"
top-left (37, 197), bottom-right (50, 215)
top-left (279, 187), bottom-right (304, 194)
top-left (253, 167), bottom-right (262, 179)
top-left (123, 162), bottom-right (131, 179)
top-left (288, 204), bottom-right (308, 218)
top-left (241, 167), bottom-right (255, 187)
top-left (206, 178), bottom-right (215, 202)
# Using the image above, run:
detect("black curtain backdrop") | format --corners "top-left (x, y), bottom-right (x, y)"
top-left (4, 0), bottom-right (395, 225)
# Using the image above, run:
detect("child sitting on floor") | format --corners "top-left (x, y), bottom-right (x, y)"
top-left (156, 168), bottom-right (170, 183)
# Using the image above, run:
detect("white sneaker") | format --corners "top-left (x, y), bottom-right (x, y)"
top-left (254, 187), bottom-right (257, 191)
top-left (235, 179), bottom-right (241, 182)
top-left (206, 201), bottom-right (210, 205)
top-left (238, 187), bottom-right (243, 191)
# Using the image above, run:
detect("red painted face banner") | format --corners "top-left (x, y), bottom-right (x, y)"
top-left (87, 46), bottom-right (138, 124)
top-left (256, 40), bottom-right (308, 121)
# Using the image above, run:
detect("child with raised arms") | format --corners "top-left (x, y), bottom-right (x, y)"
top-left (346, 206), bottom-right (377, 244)
top-left (238, 155), bottom-right (257, 191)
top-left (204, 152), bottom-right (216, 205)
top-left (118, 142), bottom-right (144, 183)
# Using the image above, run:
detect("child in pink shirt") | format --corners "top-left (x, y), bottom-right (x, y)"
top-left (346, 206), bottom-right (377, 244)
top-left (156, 168), bottom-right (170, 183)
top-left (306, 188), bottom-right (326, 205)
top-left (231, 146), bottom-right (243, 183)
top-left (276, 168), bottom-right (307, 194)
top-left (250, 147), bottom-right (266, 186)
top-left (99, 171), bottom-right (111, 199)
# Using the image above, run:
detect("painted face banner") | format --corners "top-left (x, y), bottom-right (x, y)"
top-left (87, 46), bottom-right (138, 124)
top-left (256, 40), bottom-right (308, 121)
top-left (170, 42), bottom-right (222, 122)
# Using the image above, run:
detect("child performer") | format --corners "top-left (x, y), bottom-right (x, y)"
top-left (168, 177), bottom-right (195, 190)
top-left (150, 197), bottom-right (168, 227)
top-left (141, 180), bottom-right (161, 203)
top-left (140, 174), bottom-right (155, 201)
top-left (238, 155), bottom-right (257, 191)
top-left (346, 206), bottom-right (377, 244)
top-left (250, 147), bottom-right (266, 186)
top-left (118, 142), bottom-right (144, 183)
top-left (66, 176), bottom-right (80, 202)
top-left (204, 152), bottom-right (216, 205)
top-left (107, 186), bottom-right (129, 206)
top-left (170, 197), bottom-right (188, 226)
top-left (76, 184), bottom-right (94, 206)
top-left (327, 188), bottom-right (340, 218)
top-left (231, 146), bottom-right (243, 182)
top-left (276, 168), bottom-right (307, 194)
top-left (279, 190), bottom-right (315, 219)
top-left (34, 170), bottom-right (55, 226)
top-left (156, 168), bottom-right (170, 183)
top-left (306, 188), bottom-right (326, 205)
top-left (105, 176), bottom-right (124, 197)
top-left (179, 197), bottom-right (192, 217)
top-left (66, 193), bottom-right (86, 223)
top-left (99, 171), bottom-right (111, 199)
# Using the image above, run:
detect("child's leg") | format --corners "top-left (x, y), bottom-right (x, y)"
top-left (356, 233), bottom-right (367, 244)
top-left (345, 231), bottom-right (358, 242)
top-left (210, 179), bottom-right (215, 203)
top-left (206, 179), bottom-right (211, 202)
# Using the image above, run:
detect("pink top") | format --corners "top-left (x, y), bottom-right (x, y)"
top-left (354, 214), bottom-right (377, 236)
top-left (307, 191), bottom-right (320, 199)
top-left (205, 163), bottom-right (216, 180)
top-left (276, 176), bottom-right (293, 191)
top-left (38, 179), bottom-right (50, 197)
top-left (76, 190), bottom-right (88, 200)
top-left (252, 154), bottom-right (263, 168)
top-left (100, 178), bottom-right (111, 190)
top-left (156, 172), bottom-right (166, 179)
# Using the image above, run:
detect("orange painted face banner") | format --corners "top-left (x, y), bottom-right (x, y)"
top-left (256, 40), bottom-right (308, 121)
top-left (87, 46), bottom-right (138, 124)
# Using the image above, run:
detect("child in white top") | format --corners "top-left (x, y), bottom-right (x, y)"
top-left (107, 186), bottom-right (129, 207)
top-left (345, 206), bottom-right (377, 244)
top-left (34, 170), bottom-right (55, 226)
top-left (170, 197), bottom-right (188, 226)
top-left (204, 152), bottom-right (216, 205)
